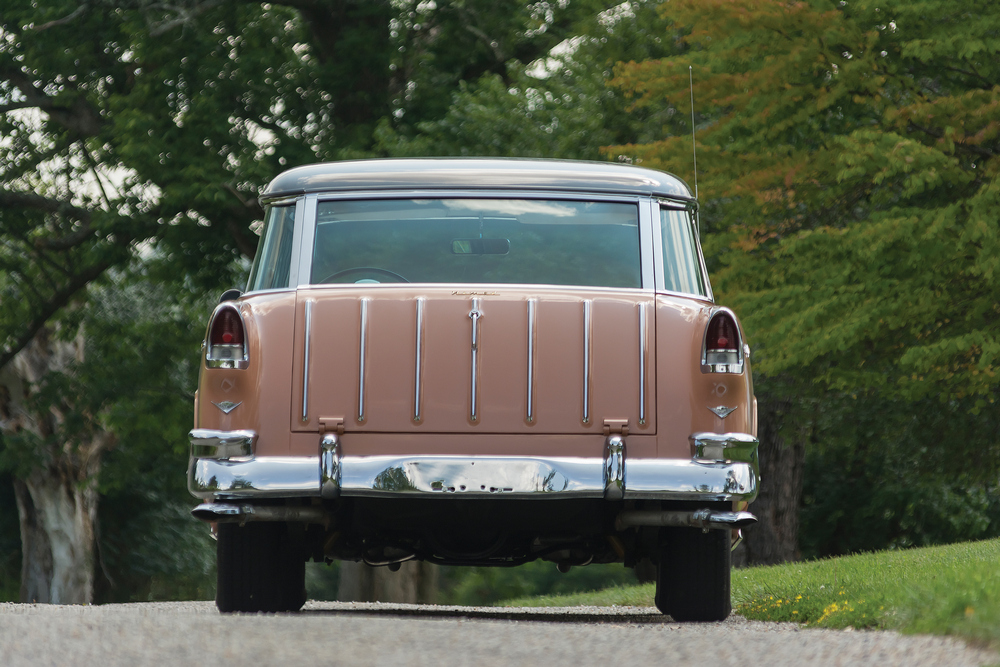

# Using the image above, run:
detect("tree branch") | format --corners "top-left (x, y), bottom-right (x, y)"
top-left (32, 5), bottom-right (90, 32)
top-left (147, 0), bottom-right (223, 36)
top-left (0, 61), bottom-right (105, 138)
top-left (0, 258), bottom-right (117, 372)
top-left (0, 189), bottom-right (93, 223)
top-left (907, 122), bottom-right (997, 158)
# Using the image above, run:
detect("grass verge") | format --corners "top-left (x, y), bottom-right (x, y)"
top-left (500, 538), bottom-right (1000, 646)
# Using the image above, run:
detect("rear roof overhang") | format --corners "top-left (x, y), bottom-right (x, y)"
top-left (260, 158), bottom-right (694, 203)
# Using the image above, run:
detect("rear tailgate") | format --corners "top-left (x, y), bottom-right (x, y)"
top-left (290, 286), bottom-right (655, 437)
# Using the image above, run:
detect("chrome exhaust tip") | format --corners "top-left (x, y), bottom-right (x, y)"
top-left (615, 508), bottom-right (757, 531)
top-left (191, 502), bottom-right (329, 525)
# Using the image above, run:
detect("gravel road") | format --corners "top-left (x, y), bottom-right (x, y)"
top-left (0, 601), bottom-right (995, 667)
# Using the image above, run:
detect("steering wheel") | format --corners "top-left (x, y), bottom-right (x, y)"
top-left (320, 267), bottom-right (410, 284)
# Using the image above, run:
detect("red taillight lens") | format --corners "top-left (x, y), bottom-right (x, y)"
top-left (206, 306), bottom-right (247, 368)
top-left (704, 312), bottom-right (742, 370)
top-left (210, 308), bottom-right (244, 347)
top-left (706, 313), bottom-right (737, 352)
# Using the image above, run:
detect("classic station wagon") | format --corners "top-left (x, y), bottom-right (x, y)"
top-left (188, 158), bottom-right (759, 620)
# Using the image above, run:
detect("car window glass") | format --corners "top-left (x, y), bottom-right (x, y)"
top-left (311, 199), bottom-right (642, 288)
top-left (247, 205), bottom-right (295, 291)
top-left (660, 207), bottom-right (707, 296)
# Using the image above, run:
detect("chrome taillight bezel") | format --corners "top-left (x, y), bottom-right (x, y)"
top-left (205, 303), bottom-right (249, 370)
top-left (700, 307), bottom-right (745, 374)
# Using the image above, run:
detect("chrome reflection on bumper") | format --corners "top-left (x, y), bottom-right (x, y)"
top-left (189, 429), bottom-right (257, 459)
top-left (625, 459), bottom-right (757, 501)
top-left (189, 431), bottom-right (759, 502)
top-left (342, 456), bottom-right (605, 497)
top-left (188, 456), bottom-right (321, 498)
top-left (690, 431), bottom-right (759, 468)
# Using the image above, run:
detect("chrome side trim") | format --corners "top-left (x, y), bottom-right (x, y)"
top-left (189, 429), bottom-right (257, 460)
top-left (469, 298), bottom-right (483, 422)
top-left (189, 451), bottom-right (759, 503)
top-left (320, 432), bottom-right (342, 499)
top-left (302, 300), bottom-right (313, 421)
top-left (603, 434), bottom-right (626, 501)
top-left (638, 303), bottom-right (647, 425)
top-left (414, 297), bottom-right (425, 422)
top-left (526, 298), bottom-right (536, 423)
top-left (582, 299), bottom-right (592, 425)
top-left (358, 298), bottom-right (369, 422)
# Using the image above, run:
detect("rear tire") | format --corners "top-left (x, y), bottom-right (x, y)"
top-left (216, 522), bottom-right (307, 613)
top-left (654, 527), bottom-right (731, 622)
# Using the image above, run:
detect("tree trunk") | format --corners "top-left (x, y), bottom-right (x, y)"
top-left (736, 394), bottom-right (805, 566)
top-left (13, 468), bottom-right (98, 603)
top-left (337, 560), bottom-right (439, 604)
top-left (0, 327), bottom-right (108, 604)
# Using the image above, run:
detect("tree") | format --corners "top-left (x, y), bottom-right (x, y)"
top-left (609, 0), bottom-right (1000, 562)
top-left (0, 0), bottom-right (645, 602)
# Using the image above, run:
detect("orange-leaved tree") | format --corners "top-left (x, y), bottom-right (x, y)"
top-left (610, 0), bottom-right (1000, 562)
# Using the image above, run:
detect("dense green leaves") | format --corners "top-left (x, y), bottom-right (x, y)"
top-left (612, 0), bottom-right (1000, 407)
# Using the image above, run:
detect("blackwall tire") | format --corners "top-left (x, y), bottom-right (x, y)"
top-left (654, 527), bottom-right (731, 622)
top-left (216, 522), bottom-right (306, 613)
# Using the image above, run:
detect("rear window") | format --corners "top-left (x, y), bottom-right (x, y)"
top-left (310, 198), bottom-right (641, 288)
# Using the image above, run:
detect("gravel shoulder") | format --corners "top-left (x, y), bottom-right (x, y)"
top-left (0, 601), bottom-right (995, 667)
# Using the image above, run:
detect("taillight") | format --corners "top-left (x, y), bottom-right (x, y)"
top-left (703, 310), bottom-right (743, 372)
top-left (206, 305), bottom-right (248, 369)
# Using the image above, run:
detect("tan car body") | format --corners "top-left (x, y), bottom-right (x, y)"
top-left (196, 288), bottom-right (755, 459)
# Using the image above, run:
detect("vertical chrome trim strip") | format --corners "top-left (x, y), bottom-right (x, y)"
top-left (526, 298), bottom-right (536, 423)
top-left (294, 195), bottom-right (318, 288)
top-left (638, 197), bottom-right (657, 290)
top-left (414, 297), bottom-right (425, 422)
top-left (639, 303), bottom-right (647, 425)
top-left (358, 298), bottom-right (369, 423)
top-left (469, 298), bottom-right (482, 422)
top-left (302, 300), bottom-right (312, 422)
top-left (650, 199), bottom-right (666, 292)
top-left (583, 299), bottom-right (592, 424)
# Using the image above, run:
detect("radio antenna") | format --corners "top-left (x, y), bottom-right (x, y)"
top-left (689, 65), bottom-right (698, 200)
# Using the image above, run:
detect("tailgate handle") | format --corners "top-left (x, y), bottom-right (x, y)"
top-left (319, 416), bottom-right (345, 435)
top-left (603, 419), bottom-right (629, 436)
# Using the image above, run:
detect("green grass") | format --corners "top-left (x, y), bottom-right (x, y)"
top-left (500, 538), bottom-right (1000, 646)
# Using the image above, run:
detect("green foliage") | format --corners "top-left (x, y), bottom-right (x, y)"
top-left (441, 561), bottom-right (638, 606)
top-left (733, 538), bottom-right (1000, 640)
top-left (610, 0), bottom-right (1000, 404)
top-left (505, 538), bottom-right (1000, 646)
top-left (800, 393), bottom-right (1000, 558)
top-left (378, 1), bottom-right (680, 159)
top-left (82, 269), bottom-right (219, 602)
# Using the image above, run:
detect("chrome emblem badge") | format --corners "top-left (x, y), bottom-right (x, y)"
top-left (213, 401), bottom-right (242, 414)
top-left (708, 405), bottom-right (737, 419)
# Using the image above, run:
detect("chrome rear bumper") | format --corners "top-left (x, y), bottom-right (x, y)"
top-left (188, 430), bottom-right (759, 503)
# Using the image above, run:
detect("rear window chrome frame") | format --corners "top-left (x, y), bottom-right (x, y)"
top-left (652, 198), bottom-right (713, 302)
top-left (243, 190), bottom-right (713, 299)
top-left (303, 190), bottom-right (655, 291)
